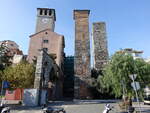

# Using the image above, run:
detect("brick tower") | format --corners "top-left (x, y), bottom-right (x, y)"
top-left (92, 22), bottom-right (108, 70)
top-left (73, 10), bottom-right (91, 99)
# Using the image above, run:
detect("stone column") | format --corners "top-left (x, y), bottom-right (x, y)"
top-left (34, 50), bottom-right (44, 89)
top-left (92, 22), bottom-right (109, 71)
top-left (73, 10), bottom-right (91, 99)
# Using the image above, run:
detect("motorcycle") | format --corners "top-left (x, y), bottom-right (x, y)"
top-left (42, 104), bottom-right (66, 113)
top-left (102, 104), bottom-right (134, 113)
top-left (0, 100), bottom-right (10, 113)
top-left (102, 104), bottom-right (113, 113)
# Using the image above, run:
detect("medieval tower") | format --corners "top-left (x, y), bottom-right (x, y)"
top-left (36, 8), bottom-right (56, 32)
top-left (92, 22), bottom-right (108, 71)
top-left (73, 10), bottom-right (91, 99)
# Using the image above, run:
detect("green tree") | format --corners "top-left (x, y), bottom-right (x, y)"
top-left (0, 44), bottom-right (12, 70)
top-left (98, 52), bottom-right (150, 98)
top-left (2, 61), bottom-right (35, 89)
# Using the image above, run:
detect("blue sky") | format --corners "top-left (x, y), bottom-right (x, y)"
top-left (0, 0), bottom-right (150, 58)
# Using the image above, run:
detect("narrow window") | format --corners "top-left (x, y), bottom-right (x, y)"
top-left (40, 9), bottom-right (43, 15)
top-left (44, 10), bottom-right (47, 15)
top-left (43, 40), bottom-right (49, 43)
top-left (49, 10), bottom-right (52, 16)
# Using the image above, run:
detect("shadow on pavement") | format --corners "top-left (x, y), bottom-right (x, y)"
top-left (8, 104), bottom-right (42, 111)
top-left (47, 99), bottom-right (120, 106)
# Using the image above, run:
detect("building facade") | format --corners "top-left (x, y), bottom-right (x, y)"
top-left (27, 8), bottom-right (65, 68)
top-left (117, 48), bottom-right (143, 59)
top-left (0, 40), bottom-right (23, 57)
top-left (26, 8), bottom-right (65, 102)
top-left (73, 10), bottom-right (91, 99)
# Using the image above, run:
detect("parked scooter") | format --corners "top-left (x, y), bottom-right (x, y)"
top-left (102, 104), bottom-right (113, 113)
top-left (0, 100), bottom-right (10, 113)
top-left (42, 104), bottom-right (66, 113)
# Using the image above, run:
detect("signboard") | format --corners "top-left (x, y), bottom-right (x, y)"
top-left (131, 82), bottom-right (140, 90)
top-left (23, 89), bottom-right (39, 106)
top-left (129, 74), bottom-right (137, 80)
top-left (2, 81), bottom-right (10, 88)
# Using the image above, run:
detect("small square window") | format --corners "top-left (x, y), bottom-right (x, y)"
top-left (43, 40), bottom-right (49, 43)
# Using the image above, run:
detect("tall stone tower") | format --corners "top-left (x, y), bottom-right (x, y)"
top-left (73, 10), bottom-right (91, 99)
top-left (92, 22), bottom-right (108, 70)
top-left (36, 8), bottom-right (56, 33)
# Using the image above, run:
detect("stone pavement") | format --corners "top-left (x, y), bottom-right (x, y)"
top-left (133, 102), bottom-right (150, 113)
top-left (10, 100), bottom-right (150, 113)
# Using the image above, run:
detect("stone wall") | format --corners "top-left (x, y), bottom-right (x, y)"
top-left (92, 22), bottom-right (109, 70)
top-left (34, 50), bottom-right (53, 89)
top-left (34, 49), bottom-right (63, 101)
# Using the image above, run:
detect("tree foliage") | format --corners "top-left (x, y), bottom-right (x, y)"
top-left (97, 52), bottom-right (150, 98)
top-left (0, 44), bottom-right (12, 70)
top-left (2, 61), bottom-right (35, 89)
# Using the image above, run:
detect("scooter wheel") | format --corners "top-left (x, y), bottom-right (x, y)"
top-left (59, 110), bottom-right (66, 113)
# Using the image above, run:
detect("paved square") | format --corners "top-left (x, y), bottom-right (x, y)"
top-left (11, 101), bottom-right (150, 113)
